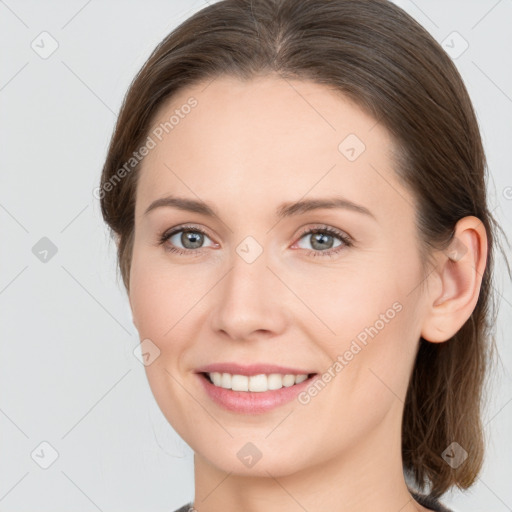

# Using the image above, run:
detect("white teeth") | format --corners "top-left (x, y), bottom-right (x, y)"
top-left (220, 373), bottom-right (231, 389)
top-left (231, 374), bottom-right (249, 391)
top-left (295, 374), bottom-right (308, 384)
top-left (207, 372), bottom-right (310, 392)
top-left (282, 374), bottom-right (295, 387)
top-left (267, 373), bottom-right (283, 390)
top-left (248, 373), bottom-right (266, 391)
top-left (211, 372), bottom-right (223, 387)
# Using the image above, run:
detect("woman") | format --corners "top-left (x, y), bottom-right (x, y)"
top-left (98, 0), bottom-right (510, 510)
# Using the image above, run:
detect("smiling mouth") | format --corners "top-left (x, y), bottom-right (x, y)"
top-left (200, 371), bottom-right (317, 393)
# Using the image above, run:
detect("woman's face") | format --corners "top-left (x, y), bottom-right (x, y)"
top-left (128, 74), bottom-right (430, 476)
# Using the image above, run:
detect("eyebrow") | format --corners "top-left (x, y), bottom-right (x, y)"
top-left (143, 194), bottom-right (376, 221)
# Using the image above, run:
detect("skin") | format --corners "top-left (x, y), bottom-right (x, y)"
top-left (126, 74), bottom-right (487, 512)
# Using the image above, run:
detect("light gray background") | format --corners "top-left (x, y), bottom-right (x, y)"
top-left (1, 1), bottom-right (511, 511)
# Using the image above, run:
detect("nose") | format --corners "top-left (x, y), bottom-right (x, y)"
top-left (209, 244), bottom-right (289, 342)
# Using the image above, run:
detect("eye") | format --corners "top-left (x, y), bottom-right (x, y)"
top-left (158, 224), bottom-right (217, 256)
top-left (293, 225), bottom-right (353, 258)
top-left (158, 223), bottom-right (353, 258)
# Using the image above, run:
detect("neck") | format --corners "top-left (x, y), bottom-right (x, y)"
top-left (191, 407), bottom-right (427, 512)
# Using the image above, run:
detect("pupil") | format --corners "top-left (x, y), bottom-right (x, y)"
top-left (312, 233), bottom-right (332, 250)
top-left (183, 231), bottom-right (203, 249)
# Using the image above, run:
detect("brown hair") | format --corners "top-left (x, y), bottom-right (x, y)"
top-left (99, 0), bottom-right (511, 498)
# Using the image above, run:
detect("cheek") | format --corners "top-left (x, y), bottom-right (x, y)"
top-left (129, 247), bottom-right (201, 338)
top-left (313, 254), bottom-right (422, 402)
top-left (129, 271), bottom-right (170, 339)
top-left (128, 252), bottom-right (199, 427)
top-left (128, 248), bottom-right (220, 377)
top-left (294, 264), bottom-right (401, 356)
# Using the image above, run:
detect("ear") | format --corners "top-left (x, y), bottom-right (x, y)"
top-left (421, 216), bottom-right (488, 343)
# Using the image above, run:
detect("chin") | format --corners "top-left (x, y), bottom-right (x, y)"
top-left (193, 437), bottom-right (316, 478)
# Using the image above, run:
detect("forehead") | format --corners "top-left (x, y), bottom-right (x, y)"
top-left (135, 74), bottom-right (413, 222)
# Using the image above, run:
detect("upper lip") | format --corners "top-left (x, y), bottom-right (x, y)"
top-left (195, 363), bottom-right (316, 376)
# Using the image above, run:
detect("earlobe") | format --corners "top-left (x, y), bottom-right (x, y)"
top-left (420, 216), bottom-right (488, 343)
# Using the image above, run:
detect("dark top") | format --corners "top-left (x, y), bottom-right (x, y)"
top-left (173, 505), bottom-right (194, 512)
top-left (172, 493), bottom-right (454, 512)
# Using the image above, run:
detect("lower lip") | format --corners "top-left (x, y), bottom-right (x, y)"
top-left (196, 373), bottom-right (317, 414)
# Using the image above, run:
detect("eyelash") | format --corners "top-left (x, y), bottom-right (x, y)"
top-left (157, 224), bottom-right (353, 258)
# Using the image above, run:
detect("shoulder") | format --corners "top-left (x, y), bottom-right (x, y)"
top-left (171, 503), bottom-right (195, 512)
top-left (411, 491), bottom-right (454, 512)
